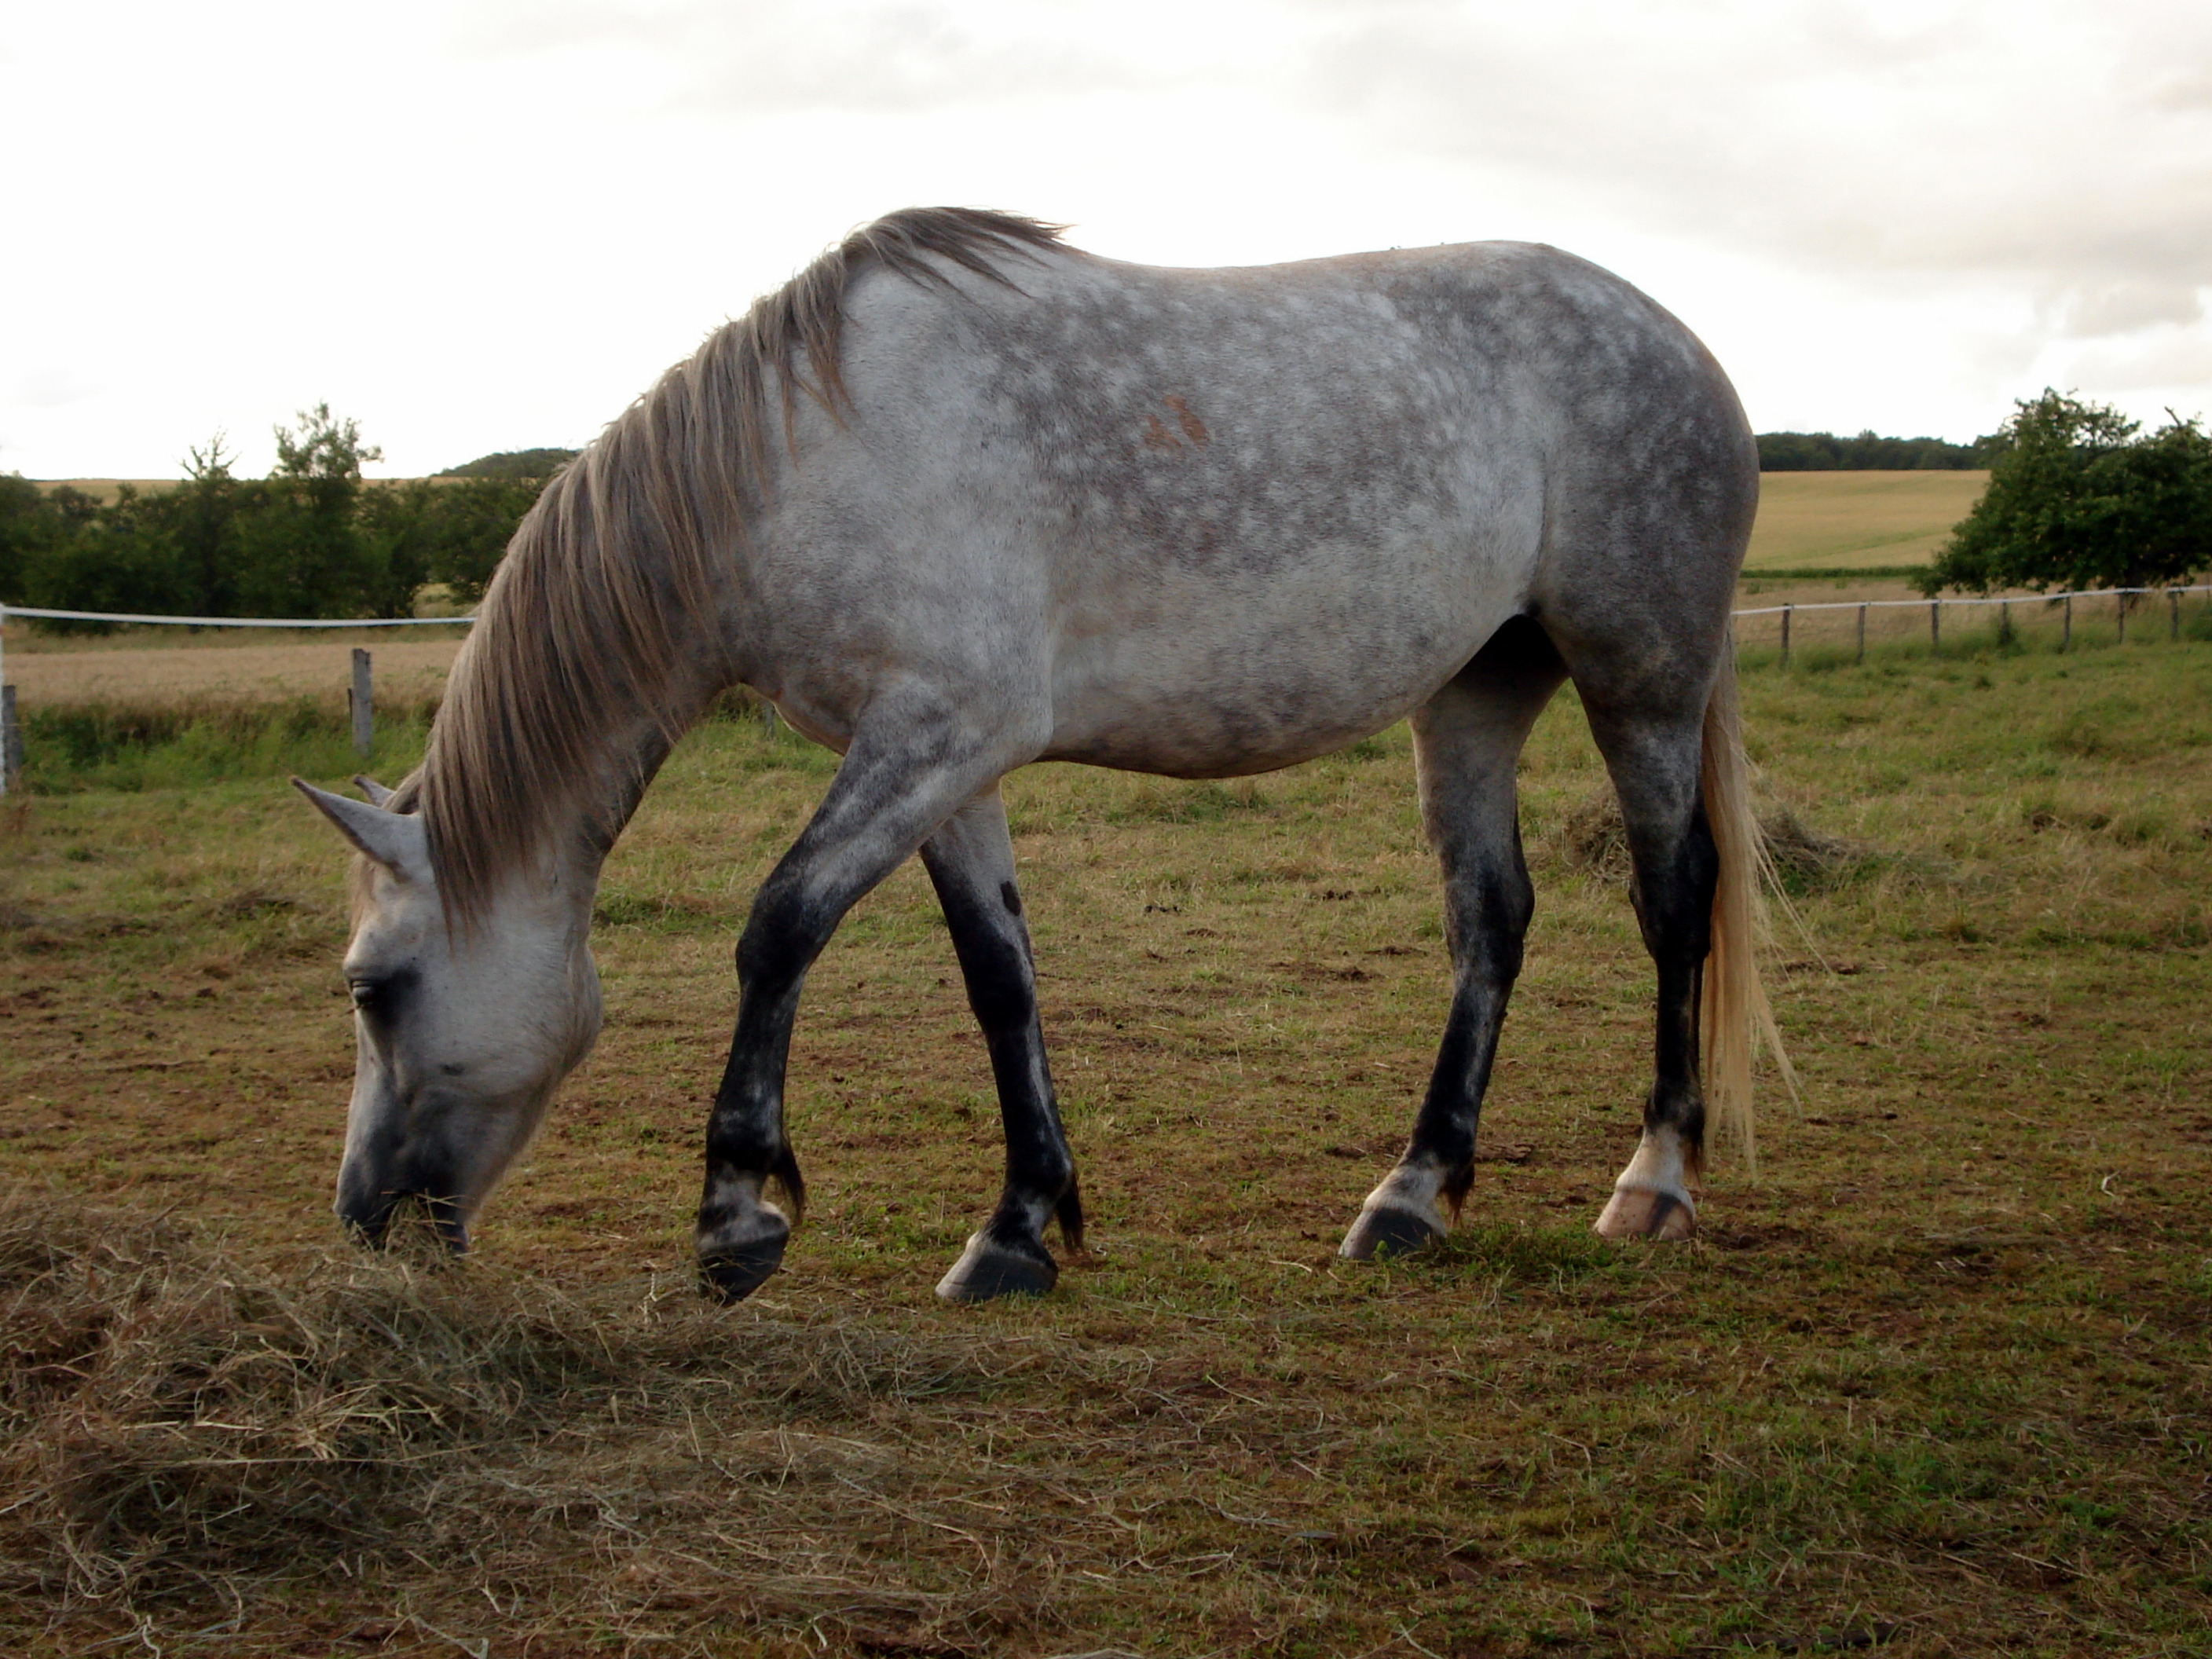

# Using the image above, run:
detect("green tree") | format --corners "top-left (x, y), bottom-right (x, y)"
top-left (235, 404), bottom-right (387, 617)
top-left (166, 435), bottom-right (251, 617)
top-left (22, 484), bottom-right (198, 624)
top-left (0, 473), bottom-right (70, 602)
top-left (1757, 430), bottom-right (2001, 471)
top-left (427, 474), bottom-right (547, 603)
top-left (435, 447), bottom-right (578, 482)
top-left (1919, 390), bottom-right (2212, 594)
top-left (9, 412), bottom-right (555, 628)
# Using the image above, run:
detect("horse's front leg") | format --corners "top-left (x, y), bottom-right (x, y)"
top-left (695, 699), bottom-right (1031, 1302)
top-left (921, 787), bottom-right (1082, 1302)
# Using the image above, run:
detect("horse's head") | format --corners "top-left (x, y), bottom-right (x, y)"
top-left (295, 778), bottom-right (602, 1251)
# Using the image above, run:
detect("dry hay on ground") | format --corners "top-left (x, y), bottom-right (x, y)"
top-left (1558, 789), bottom-right (1870, 888)
top-left (0, 1187), bottom-right (1126, 1655)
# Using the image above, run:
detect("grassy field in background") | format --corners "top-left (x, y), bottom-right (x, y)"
top-left (2, 617), bottom-right (2209, 1656)
top-left (1742, 471), bottom-right (1987, 573)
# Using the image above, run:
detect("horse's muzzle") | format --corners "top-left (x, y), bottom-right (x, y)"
top-left (337, 1184), bottom-right (470, 1253)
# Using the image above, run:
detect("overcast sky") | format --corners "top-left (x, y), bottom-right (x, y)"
top-left (5, 0), bottom-right (2208, 478)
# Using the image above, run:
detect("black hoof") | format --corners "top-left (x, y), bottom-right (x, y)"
top-left (935, 1234), bottom-right (1058, 1302)
top-left (1338, 1205), bottom-right (1445, 1262)
top-left (698, 1236), bottom-right (787, 1304)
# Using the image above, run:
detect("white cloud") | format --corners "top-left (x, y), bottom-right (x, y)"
top-left (2, 0), bottom-right (2207, 475)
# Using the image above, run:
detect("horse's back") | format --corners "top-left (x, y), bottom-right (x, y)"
top-left (764, 239), bottom-right (1753, 775)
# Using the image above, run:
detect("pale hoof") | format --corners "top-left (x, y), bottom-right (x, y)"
top-left (936, 1233), bottom-right (1057, 1302)
top-left (1339, 1204), bottom-right (1445, 1262)
top-left (698, 1223), bottom-right (790, 1304)
top-left (1594, 1187), bottom-right (1697, 1241)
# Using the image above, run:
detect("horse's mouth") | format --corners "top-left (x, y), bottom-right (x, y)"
top-left (339, 1188), bottom-right (471, 1254)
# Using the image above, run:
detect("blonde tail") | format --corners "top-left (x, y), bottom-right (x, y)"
top-left (1698, 651), bottom-right (1797, 1176)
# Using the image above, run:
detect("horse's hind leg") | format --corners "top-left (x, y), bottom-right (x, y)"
top-left (1571, 679), bottom-right (1718, 1241)
top-left (1341, 618), bottom-right (1566, 1260)
top-left (921, 787), bottom-right (1082, 1302)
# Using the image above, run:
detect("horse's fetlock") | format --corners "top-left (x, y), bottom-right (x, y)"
top-left (1053, 1179), bottom-right (1086, 1252)
top-left (1439, 1159), bottom-right (1478, 1218)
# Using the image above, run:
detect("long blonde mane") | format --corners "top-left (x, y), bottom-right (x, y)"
top-left (403, 208), bottom-right (1066, 921)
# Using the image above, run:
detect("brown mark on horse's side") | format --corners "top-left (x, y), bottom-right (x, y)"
top-left (1164, 394), bottom-right (1210, 447)
top-left (1142, 413), bottom-right (1181, 452)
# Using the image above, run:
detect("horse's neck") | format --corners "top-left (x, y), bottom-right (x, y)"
top-left (560, 643), bottom-right (738, 869)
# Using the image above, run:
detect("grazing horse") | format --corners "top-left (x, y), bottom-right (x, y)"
top-left (297, 207), bottom-right (1785, 1303)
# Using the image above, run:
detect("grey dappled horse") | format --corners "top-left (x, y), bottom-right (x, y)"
top-left (297, 208), bottom-right (1783, 1304)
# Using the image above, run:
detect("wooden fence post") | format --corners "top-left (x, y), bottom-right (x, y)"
top-left (1, 684), bottom-right (19, 797)
top-left (1929, 600), bottom-right (1940, 650)
top-left (350, 648), bottom-right (373, 760)
top-left (2062, 595), bottom-right (2072, 650)
top-left (1779, 604), bottom-right (1792, 668)
top-left (2172, 588), bottom-right (2182, 640)
top-left (1855, 603), bottom-right (1866, 665)
top-left (2116, 591), bottom-right (2127, 646)
top-left (1998, 599), bottom-right (2012, 646)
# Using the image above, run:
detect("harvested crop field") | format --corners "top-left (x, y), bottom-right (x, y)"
top-left (2, 627), bottom-right (2210, 1656)
top-left (3, 629), bottom-right (467, 707)
top-left (1742, 471), bottom-right (1987, 573)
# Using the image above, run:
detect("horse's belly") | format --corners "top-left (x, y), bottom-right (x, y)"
top-left (1040, 595), bottom-right (1496, 777)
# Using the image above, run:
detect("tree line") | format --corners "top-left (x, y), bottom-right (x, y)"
top-left (0, 408), bottom-right (573, 628)
top-left (1756, 429), bottom-right (2002, 471)
top-left (4, 397), bottom-right (2205, 619)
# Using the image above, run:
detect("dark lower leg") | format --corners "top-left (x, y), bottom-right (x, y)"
top-left (696, 873), bottom-right (827, 1299)
top-left (694, 707), bottom-right (1026, 1302)
top-left (1341, 621), bottom-right (1561, 1259)
top-left (1341, 851), bottom-right (1532, 1258)
top-left (921, 792), bottom-right (1080, 1301)
top-left (1595, 753), bottom-right (1717, 1240)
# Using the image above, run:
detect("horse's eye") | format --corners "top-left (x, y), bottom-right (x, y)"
top-left (347, 966), bottom-right (416, 1018)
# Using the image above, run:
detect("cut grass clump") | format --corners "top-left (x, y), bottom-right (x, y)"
top-left (0, 1190), bottom-right (619, 1602)
top-left (1558, 791), bottom-right (1871, 892)
top-left (1441, 1222), bottom-right (1628, 1286)
top-left (1107, 778), bottom-right (1273, 825)
top-left (0, 1186), bottom-right (1101, 1648)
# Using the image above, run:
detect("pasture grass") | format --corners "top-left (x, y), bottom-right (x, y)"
top-left (13, 692), bottom-right (442, 794)
top-left (2, 633), bottom-right (2209, 1655)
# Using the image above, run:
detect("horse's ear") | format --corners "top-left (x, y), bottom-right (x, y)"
top-left (292, 778), bottom-right (427, 877)
top-left (352, 775), bottom-right (394, 808)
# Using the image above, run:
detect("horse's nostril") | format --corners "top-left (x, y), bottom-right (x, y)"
top-left (338, 1183), bottom-right (469, 1253)
top-left (373, 1190), bottom-right (471, 1254)
top-left (422, 1196), bottom-right (471, 1254)
top-left (338, 1200), bottom-right (397, 1249)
